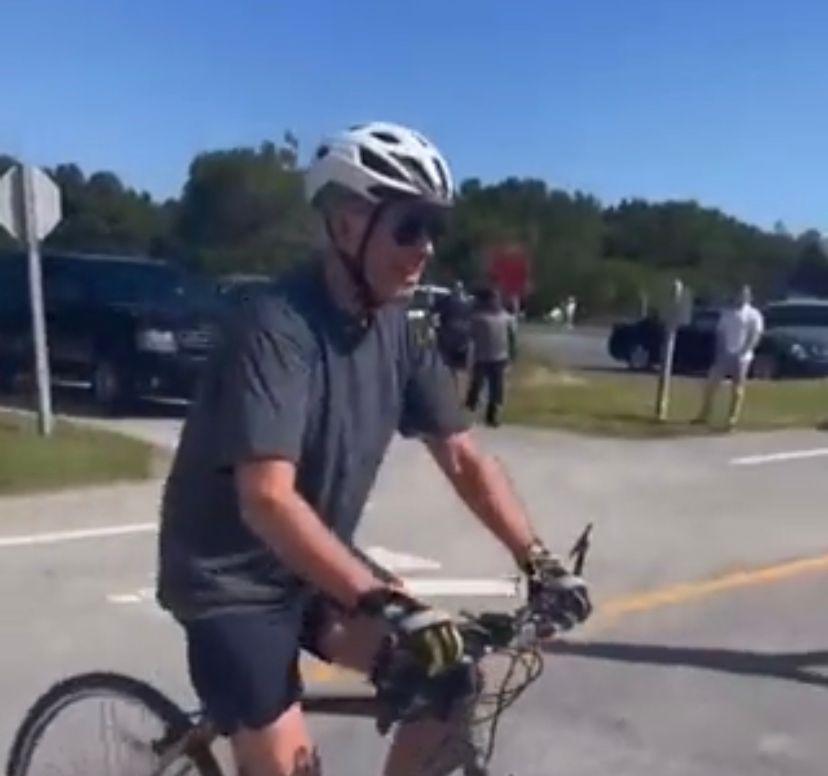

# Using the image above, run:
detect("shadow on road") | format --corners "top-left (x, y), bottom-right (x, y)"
top-left (546, 640), bottom-right (828, 689)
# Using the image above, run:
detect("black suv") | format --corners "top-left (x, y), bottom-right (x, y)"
top-left (607, 306), bottom-right (720, 374)
top-left (751, 298), bottom-right (828, 378)
top-left (0, 251), bottom-right (220, 412)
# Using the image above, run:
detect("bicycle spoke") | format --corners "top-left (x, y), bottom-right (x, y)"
top-left (20, 694), bottom-right (177, 775)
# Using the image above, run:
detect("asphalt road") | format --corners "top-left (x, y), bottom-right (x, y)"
top-left (2, 415), bottom-right (827, 774)
top-left (482, 571), bottom-right (828, 776)
top-left (519, 323), bottom-right (618, 371)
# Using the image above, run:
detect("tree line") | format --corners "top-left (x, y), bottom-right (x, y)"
top-left (2, 134), bottom-right (827, 319)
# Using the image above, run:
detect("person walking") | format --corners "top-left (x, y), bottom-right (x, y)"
top-left (465, 287), bottom-right (517, 427)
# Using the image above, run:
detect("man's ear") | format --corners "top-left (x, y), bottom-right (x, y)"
top-left (329, 209), bottom-right (357, 253)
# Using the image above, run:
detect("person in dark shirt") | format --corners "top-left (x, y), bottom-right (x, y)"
top-left (435, 280), bottom-right (472, 386)
top-left (156, 121), bottom-right (591, 776)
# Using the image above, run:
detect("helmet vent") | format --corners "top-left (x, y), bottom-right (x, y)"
top-left (371, 131), bottom-right (400, 144)
top-left (432, 157), bottom-right (449, 195)
top-left (392, 153), bottom-right (433, 193)
top-left (359, 146), bottom-right (407, 183)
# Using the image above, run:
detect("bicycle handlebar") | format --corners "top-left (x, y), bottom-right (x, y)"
top-left (373, 523), bottom-right (594, 735)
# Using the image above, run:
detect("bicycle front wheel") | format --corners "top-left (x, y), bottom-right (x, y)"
top-left (6, 671), bottom-right (223, 776)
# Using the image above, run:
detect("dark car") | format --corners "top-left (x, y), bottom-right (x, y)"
top-left (216, 273), bottom-right (273, 305)
top-left (751, 298), bottom-right (828, 379)
top-left (607, 307), bottom-right (719, 374)
top-left (0, 251), bottom-right (220, 412)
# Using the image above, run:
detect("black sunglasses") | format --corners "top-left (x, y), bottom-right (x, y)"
top-left (390, 208), bottom-right (447, 247)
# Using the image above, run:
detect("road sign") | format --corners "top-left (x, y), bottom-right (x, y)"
top-left (0, 165), bottom-right (61, 242)
top-left (485, 242), bottom-right (531, 300)
top-left (0, 164), bottom-right (62, 436)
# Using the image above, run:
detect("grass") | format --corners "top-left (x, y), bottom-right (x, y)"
top-left (0, 410), bottom-right (159, 496)
top-left (502, 358), bottom-right (828, 438)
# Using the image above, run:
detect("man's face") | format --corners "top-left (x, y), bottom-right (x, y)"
top-left (728, 285), bottom-right (751, 308)
top-left (337, 200), bottom-right (447, 304)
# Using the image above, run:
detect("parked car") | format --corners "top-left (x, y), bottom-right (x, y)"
top-left (406, 284), bottom-right (450, 321)
top-left (0, 251), bottom-right (220, 412)
top-left (607, 306), bottom-right (719, 374)
top-left (215, 273), bottom-right (273, 306)
top-left (750, 298), bottom-right (828, 378)
top-left (608, 297), bottom-right (828, 379)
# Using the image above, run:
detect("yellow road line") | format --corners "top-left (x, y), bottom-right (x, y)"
top-left (300, 552), bottom-right (828, 684)
top-left (596, 552), bottom-right (828, 623)
top-left (302, 655), bottom-right (366, 685)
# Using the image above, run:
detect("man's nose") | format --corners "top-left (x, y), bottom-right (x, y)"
top-left (400, 241), bottom-right (432, 270)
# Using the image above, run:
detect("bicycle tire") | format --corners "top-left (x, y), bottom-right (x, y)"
top-left (6, 671), bottom-right (223, 776)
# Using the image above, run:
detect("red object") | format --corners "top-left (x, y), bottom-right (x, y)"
top-left (485, 244), bottom-right (530, 298)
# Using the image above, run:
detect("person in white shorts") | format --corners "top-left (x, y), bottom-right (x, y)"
top-left (695, 285), bottom-right (764, 429)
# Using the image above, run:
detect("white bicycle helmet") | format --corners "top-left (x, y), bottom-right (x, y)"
top-left (305, 121), bottom-right (454, 209)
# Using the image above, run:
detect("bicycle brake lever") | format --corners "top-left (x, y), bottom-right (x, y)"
top-left (569, 523), bottom-right (593, 576)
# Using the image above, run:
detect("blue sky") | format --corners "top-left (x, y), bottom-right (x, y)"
top-left (2, 0), bottom-right (827, 233)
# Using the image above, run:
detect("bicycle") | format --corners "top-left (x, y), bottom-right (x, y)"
top-left (5, 525), bottom-right (592, 776)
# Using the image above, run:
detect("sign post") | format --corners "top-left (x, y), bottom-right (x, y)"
top-left (655, 277), bottom-right (690, 422)
top-left (0, 164), bottom-right (62, 436)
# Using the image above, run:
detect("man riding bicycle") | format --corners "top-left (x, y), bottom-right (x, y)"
top-left (156, 121), bottom-right (591, 776)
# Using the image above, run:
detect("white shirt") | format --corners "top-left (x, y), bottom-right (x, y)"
top-left (717, 304), bottom-right (764, 359)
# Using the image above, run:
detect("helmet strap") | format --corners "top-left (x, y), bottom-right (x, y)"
top-left (324, 201), bottom-right (388, 320)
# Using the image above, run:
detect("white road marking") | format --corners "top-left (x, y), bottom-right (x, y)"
top-left (107, 576), bottom-right (522, 607)
top-left (107, 593), bottom-right (146, 604)
top-left (404, 577), bottom-right (522, 597)
top-left (0, 522), bottom-right (157, 549)
top-left (730, 448), bottom-right (828, 466)
top-left (363, 546), bottom-right (442, 572)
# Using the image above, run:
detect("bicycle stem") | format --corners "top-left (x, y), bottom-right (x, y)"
top-left (569, 522), bottom-right (593, 576)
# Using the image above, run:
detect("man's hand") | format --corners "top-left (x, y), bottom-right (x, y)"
top-left (357, 588), bottom-right (465, 677)
top-left (520, 541), bottom-right (592, 632)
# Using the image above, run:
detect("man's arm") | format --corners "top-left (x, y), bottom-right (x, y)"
top-left (507, 314), bottom-right (518, 362)
top-left (745, 310), bottom-right (764, 354)
top-left (218, 303), bottom-right (385, 611)
top-left (236, 459), bottom-right (383, 609)
top-left (424, 429), bottom-right (537, 565)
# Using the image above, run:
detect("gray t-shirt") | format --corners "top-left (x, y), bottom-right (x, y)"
top-left (156, 259), bottom-right (469, 620)
top-left (470, 309), bottom-right (517, 363)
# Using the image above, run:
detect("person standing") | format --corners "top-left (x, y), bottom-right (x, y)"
top-left (465, 287), bottom-right (517, 427)
top-left (695, 285), bottom-right (764, 430)
top-left (435, 280), bottom-right (472, 390)
top-left (564, 295), bottom-right (577, 329)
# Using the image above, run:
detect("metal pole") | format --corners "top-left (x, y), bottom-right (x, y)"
top-left (655, 278), bottom-right (683, 422)
top-left (20, 165), bottom-right (53, 436)
top-left (655, 327), bottom-right (676, 421)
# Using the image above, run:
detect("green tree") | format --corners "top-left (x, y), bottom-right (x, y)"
top-left (39, 164), bottom-right (170, 257)
top-left (2, 142), bottom-right (815, 314)
top-left (789, 232), bottom-right (828, 297)
top-left (175, 137), bottom-right (313, 275)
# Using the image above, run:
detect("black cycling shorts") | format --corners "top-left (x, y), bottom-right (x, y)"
top-left (182, 550), bottom-right (395, 736)
top-left (182, 595), bottom-right (332, 736)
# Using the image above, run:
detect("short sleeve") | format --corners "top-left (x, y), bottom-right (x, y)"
top-left (399, 328), bottom-right (470, 439)
top-left (754, 309), bottom-right (765, 335)
top-left (214, 301), bottom-right (313, 468)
